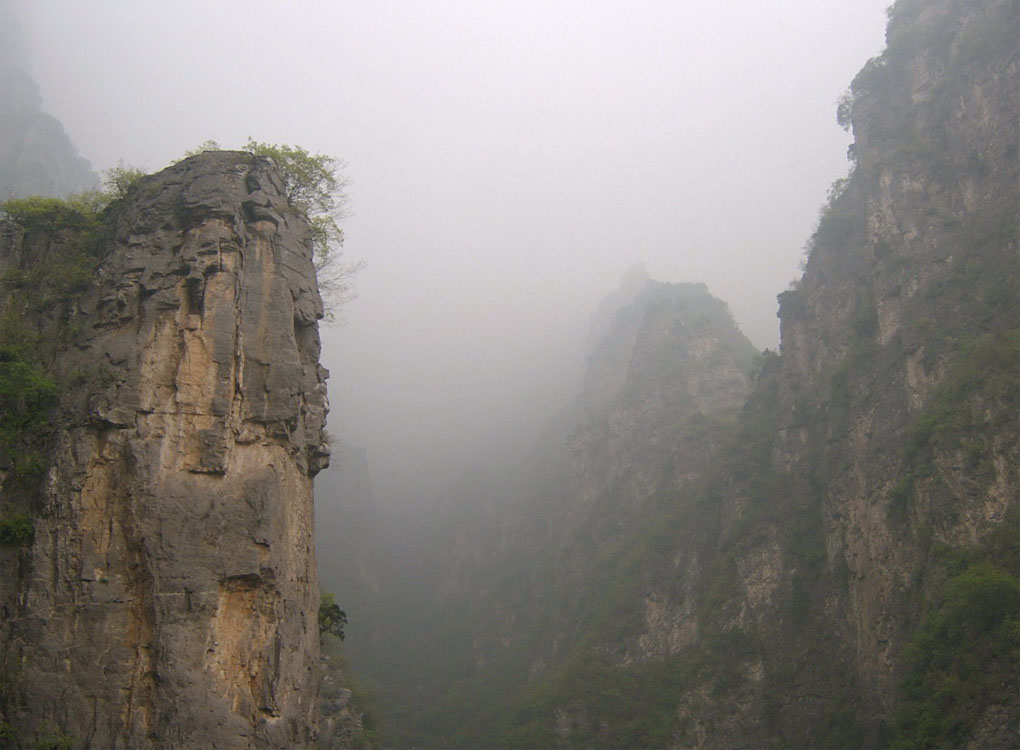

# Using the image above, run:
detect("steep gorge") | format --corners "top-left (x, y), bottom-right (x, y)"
top-left (323, 1), bottom-right (1018, 747)
top-left (0, 152), bottom-right (329, 748)
top-left (510, 1), bottom-right (1020, 745)
top-left (0, 0), bottom-right (1014, 747)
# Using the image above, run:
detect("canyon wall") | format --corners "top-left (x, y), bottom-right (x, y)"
top-left (0, 151), bottom-right (329, 748)
top-left (326, 2), bottom-right (1018, 747)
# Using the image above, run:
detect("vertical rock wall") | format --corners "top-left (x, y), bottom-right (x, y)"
top-left (775, 0), bottom-right (1018, 727)
top-left (0, 151), bottom-right (329, 748)
top-left (406, 2), bottom-right (1018, 747)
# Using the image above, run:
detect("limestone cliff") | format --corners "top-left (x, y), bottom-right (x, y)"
top-left (0, 151), bottom-right (329, 748)
top-left (765, 0), bottom-right (1019, 741)
top-left (532, 2), bottom-right (1018, 746)
top-left (557, 280), bottom-right (757, 556)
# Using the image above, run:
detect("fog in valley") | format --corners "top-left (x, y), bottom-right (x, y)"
top-left (11, 0), bottom-right (889, 509)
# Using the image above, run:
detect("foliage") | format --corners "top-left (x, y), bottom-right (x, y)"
top-left (244, 138), bottom-right (349, 220)
top-left (0, 513), bottom-right (34, 547)
top-left (887, 475), bottom-right (914, 526)
top-left (891, 550), bottom-right (1020, 749)
top-left (836, 89), bottom-right (853, 132)
top-left (319, 592), bottom-right (348, 641)
top-left (0, 195), bottom-right (102, 236)
top-left (30, 726), bottom-right (72, 750)
top-left (0, 721), bottom-right (15, 747)
top-left (319, 637), bottom-right (383, 749)
top-left (182, 139), bottom-right (222, 157)
top-left (503, 628), bottom-right (759, 749)
top-left (0, 352), bottom-right (58, 416)
top-left (906, 331), bottom-right (1018, 460)
top-left (1, 253), bottom-right (98, 310)
top-left (102, 162), bottom-right (147, 201)
top-left (244, 138), bottom-right (361, 315)
top-left (809, 185), bottom-right (863, 257)
top-left (0, 194), bottom-right (105, 504)
top-left (0, 194), bottom-right (106, 313)
top-left (0, 316), bottom-right (59, 492)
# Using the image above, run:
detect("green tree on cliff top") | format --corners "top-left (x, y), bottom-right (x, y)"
top-left (244, 139), bottom-right (362, 318)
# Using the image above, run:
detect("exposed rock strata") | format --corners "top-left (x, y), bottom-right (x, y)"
top-left (0, 151), bottom-right (329, 748)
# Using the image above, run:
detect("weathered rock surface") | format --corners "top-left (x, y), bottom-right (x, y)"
top-left (661, 1), bottom-right (1020, 746)
top-left (766, 0), bottom-right (1019, 736)
top-left (0, 151), bottom-right (329, 748)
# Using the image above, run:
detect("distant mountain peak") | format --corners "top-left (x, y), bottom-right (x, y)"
top-left (0, 67), bottom-right (99, 199)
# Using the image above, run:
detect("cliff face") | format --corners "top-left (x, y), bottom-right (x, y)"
top-left (589, 1), bottom-right (1018, 746)
top-left (769, 0), bottom-right (1018, 739)
top-left (559, 281), bottom-right (757, 553)
top-left (0, 152), bottom-right (329, 748)
top-left (321, 1), bottom-right (1017, 747)
top-left (551, 2), bottom-right (1018, 746)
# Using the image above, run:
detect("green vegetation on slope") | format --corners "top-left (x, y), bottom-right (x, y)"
top-left (0, 194), bottom-right (109, 520)
top-left (319, 638), bottom-right (383, 750)
top-left (0, 314), bottom-right (58, 493)
top-left (241, 139), bottom-right (361, 315)
top-left (0, 193), bottom-right (110, 747)
top-left (892, 517), bottom-right (1020, 748)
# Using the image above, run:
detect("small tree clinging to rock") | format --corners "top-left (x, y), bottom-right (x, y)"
top-left (244, 139), bottom-right (362, 318)
top-left (318, 592), bottom-right (347, 641)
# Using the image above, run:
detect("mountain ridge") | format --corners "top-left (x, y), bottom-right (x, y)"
top-left (321, 1), bottom-right (1018, 746)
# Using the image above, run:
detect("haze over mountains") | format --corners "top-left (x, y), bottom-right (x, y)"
top-left (8, 0), bottom-right (894, 511)
top-left (317, 1), bottom-right (1019, 746)
top-left (0, 6), bottom-right (97, 200)
top-left (0, 0), bottom-right (1016, 748)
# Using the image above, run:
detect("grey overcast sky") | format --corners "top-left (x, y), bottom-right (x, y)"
top-left (17, 0), bottom-right (891, 505)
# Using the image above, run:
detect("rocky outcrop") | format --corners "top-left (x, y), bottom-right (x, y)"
top-left (0, 151), bottom-right (329, 748)
top-left (579, 280), bottom-right (755, 420)
top-left (563, 280), bottom-right (757, 546)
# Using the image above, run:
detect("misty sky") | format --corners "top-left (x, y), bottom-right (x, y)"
top-left (13, 0), bottom-right (891, 506)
